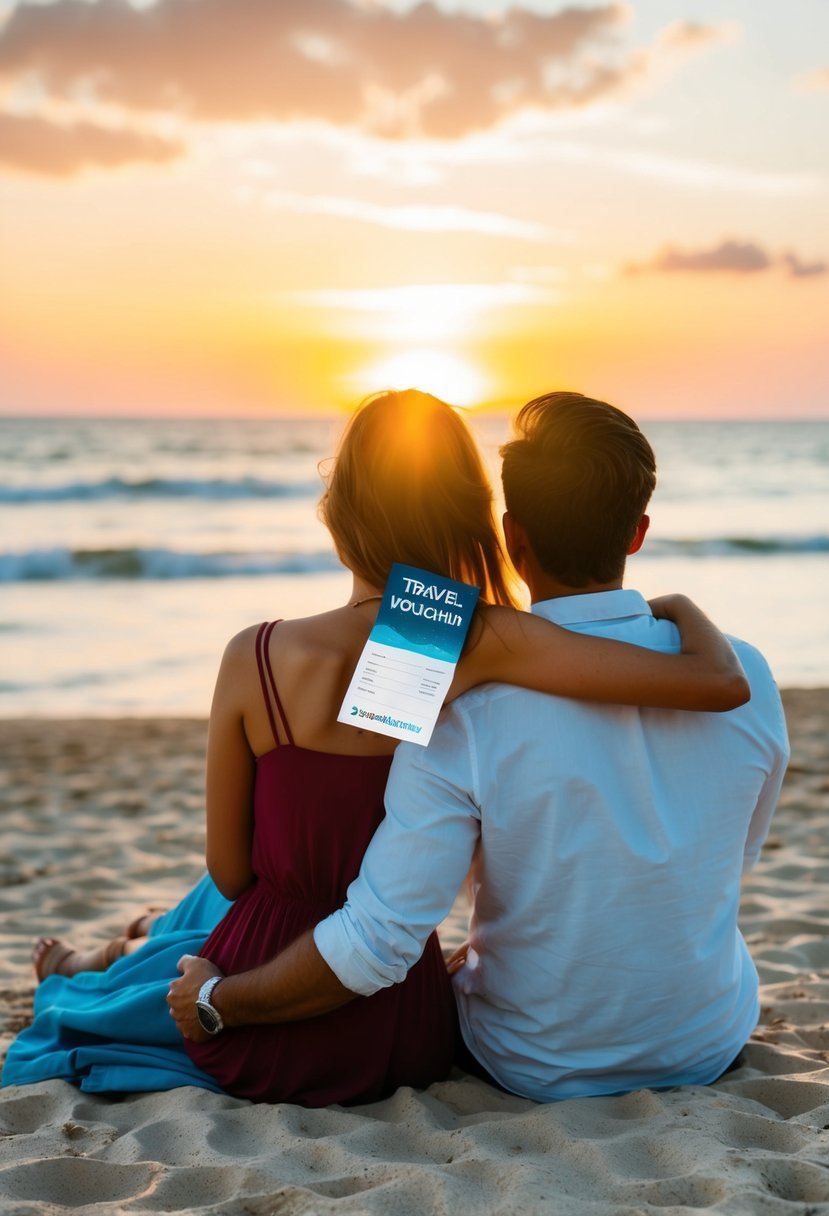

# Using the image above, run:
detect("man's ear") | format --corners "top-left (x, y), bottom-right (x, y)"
top-left (628, 514), bottom-right (650, 555)
top-left (503, 511), bottom-right (529, 571)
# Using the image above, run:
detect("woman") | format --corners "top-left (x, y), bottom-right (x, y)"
top-left (4, 391), bottom-right (746, 1104)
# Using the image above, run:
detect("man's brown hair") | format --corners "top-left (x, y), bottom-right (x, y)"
top-left (500, 391), bottom-right (656, 587)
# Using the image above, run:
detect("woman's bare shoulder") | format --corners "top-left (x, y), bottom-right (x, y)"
top-left (221, 608), bottom-right (364, 670)
top-left (222, 610), bottom-right (342, 655)
top-left (213, 624), bottom-right (262, 688)
top-left (223, 622), bottom-right (262, 656)
top-left (274, 607), bottom-right (370, 669)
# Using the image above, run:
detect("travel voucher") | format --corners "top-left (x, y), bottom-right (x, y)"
top-left (338, 563), bottom-right (481, 745)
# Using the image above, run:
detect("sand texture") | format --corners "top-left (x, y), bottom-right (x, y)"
top-left (1, 691), bottom-right (828, 1215)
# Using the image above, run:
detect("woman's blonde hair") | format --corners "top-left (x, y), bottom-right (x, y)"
top-left (320, 390), bottom-right (517, 606)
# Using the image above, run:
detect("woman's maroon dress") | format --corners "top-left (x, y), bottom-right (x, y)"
top-left (185, 621), bottom-right (457, 1105)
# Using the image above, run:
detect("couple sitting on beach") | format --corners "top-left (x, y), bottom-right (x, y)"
top-left (4, 390), bottom-right (788, 1105)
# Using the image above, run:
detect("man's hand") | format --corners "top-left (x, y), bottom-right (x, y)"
top-left (445, 941), bottom-right (470, 976)
top-left (166, 932), bottom-right (355, 1039)
top-left (167, 954), bottom-right (223, 1043)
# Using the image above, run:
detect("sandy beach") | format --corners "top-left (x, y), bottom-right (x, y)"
top-left (1, 690), bottom-right (828, 1214)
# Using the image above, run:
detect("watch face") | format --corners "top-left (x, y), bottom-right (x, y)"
top-left (196, 1000), bottom-right (222, 1034)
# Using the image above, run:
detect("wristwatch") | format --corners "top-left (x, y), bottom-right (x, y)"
top-left (195, 975), bottom-right (225, 1035)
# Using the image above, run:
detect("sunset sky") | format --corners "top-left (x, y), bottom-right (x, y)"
top-left (1, 0), bottom-right (827, 418)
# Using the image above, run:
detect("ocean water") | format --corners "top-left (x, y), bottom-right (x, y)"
top-left (1, 415), bottom-right (826, 716)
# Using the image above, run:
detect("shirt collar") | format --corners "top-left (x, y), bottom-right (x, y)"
top-left (531, 588), bottom-right (653, 627)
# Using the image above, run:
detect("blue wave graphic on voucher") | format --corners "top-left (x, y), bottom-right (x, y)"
top-left (0, 476), bottom-right (320, 503)
top-left (371, 624), bottom-right (457, 664)
top-left (0, 548), bottom-right (342, 581)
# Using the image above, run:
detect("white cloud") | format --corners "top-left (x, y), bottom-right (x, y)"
top-left (284, 280), bottom-right (560, 341)
top-left (261, 189), bottom-right (555, 240)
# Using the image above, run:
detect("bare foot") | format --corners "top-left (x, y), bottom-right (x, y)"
top-left (32, 935), bottom-right (128, 982)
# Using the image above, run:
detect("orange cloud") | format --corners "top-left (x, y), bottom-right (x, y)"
top-left (0, 111), bottom-right (184, 175)
top-left (0, 0), bottom-right (732, 143)
top-left (656, 20), bottom-right (740, 55)
top-left (794, 66), bottom-right (829, 93)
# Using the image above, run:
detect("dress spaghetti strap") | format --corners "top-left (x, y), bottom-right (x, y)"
top-left (254, 621), bottom-right (295, 748)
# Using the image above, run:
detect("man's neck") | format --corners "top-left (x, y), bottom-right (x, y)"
top-left (527, 575), bottom-right (623, 605)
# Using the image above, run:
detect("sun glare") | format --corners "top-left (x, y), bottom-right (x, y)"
top-left (354, 348), bottom-right (488, 408)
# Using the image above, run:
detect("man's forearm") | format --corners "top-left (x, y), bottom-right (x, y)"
top-left (214, 930), bottom-right (356, 1027)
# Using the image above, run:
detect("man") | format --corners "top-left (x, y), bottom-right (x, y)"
top-left (171, 391), bottom-right (788, 1100)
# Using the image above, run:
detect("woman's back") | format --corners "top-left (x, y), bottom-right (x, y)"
top-left (186, 620), bottom-right (457, 1105)
top-left (203, 602), bottom-right (397, 901)
top-left (239, 605), bottom-right (397, 756)
top-left (251, 619), bottom-right (397, 904)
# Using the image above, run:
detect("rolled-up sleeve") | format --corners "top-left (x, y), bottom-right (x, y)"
top-left (738, 648), bottom-right (790, 873)
top-left (314, 705), bottom-right (481, 995)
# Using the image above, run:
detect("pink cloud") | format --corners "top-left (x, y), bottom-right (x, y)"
top-left (626, 238), bottom-right (826, 279)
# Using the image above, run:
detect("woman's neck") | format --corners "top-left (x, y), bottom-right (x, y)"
top-left (348, 577), bottom-right (384, 609)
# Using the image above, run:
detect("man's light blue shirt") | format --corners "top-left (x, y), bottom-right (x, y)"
top-left (315, 590), bottom-right (789, 1101)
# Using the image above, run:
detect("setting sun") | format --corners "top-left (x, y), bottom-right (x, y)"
top-left (353, 348), bottom-right (489, 408)
top-left (0, 0), bottom-right (826, 418)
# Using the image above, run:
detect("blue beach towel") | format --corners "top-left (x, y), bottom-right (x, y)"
top-left (2, 873), bottom-right (232, 1094)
